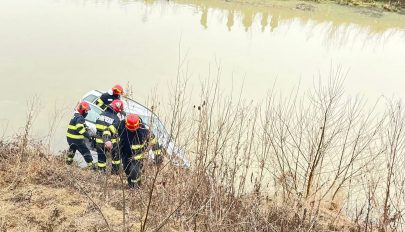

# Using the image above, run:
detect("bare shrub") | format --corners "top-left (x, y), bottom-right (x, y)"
top-left (3, 68), bottom-right (405, 231)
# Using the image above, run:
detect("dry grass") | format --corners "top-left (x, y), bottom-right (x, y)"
top-left (0, 140), bottom-right (130, 231)
top-left (0, 138), bottom-right (357, 231)
top-left (2, 66), bottom-right (404, 231)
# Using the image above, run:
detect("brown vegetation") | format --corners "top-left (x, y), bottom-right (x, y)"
top-left (0, 138), bottom-right (355, 231)
top-left (0, 80), bottom-right (359, 231)
top-left (1, 66), bottom-right (405, 231)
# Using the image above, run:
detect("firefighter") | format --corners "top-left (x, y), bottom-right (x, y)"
top-left (95, 99), bottom-right (124, 174)
top-left (119, 113), bottom-right (163, 188)
top-left (66, 101), bottom-right (96, 169)
top-left (96, 84), bottom-right (124, 111)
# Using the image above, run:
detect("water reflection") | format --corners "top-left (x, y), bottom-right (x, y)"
top-left (68, 0), bottom-right (405, 36)
top-left (260, 12), bottom-right (268, 32)
top-left (241, 8), bottom-right (254, 32)
top-left (270, 15), bottom-right (279, 32)
top-left (99, 0), bottom-right (405, 49)
top-left (201, 6), bottom-right (208, 29)
top-left (227, 9), bottom-right (234, 31)
top-left (174, 0), bottom-right (405, 33)
top-left (176, 0), bottom-right (404, 49)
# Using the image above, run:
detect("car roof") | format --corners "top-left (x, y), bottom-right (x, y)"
top-left (82, 90), bottom-right (150, 116)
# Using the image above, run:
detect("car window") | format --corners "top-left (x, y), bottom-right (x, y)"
top-left (139, 115), bottom-right (169, 141)
top-left (85, 104), bottom-right (102, 123)
top-left (121, 97), bottom-right (170, 141)
top-left (83, 94), bottom-right (99, 104)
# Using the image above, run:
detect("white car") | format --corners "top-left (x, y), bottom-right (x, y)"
top-left (81, 90), bottom-right (190, 168)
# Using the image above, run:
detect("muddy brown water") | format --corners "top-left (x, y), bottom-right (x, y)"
top-left (0, 0), bottom-right (404, 151)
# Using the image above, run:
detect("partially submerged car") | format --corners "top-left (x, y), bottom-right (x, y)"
top-left (82, 90), bottom-right (190, 168)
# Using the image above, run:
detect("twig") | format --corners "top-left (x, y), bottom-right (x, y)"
top-left (141, 162), bottom-right (161, 232)
top-left (75, 181), bottom-right (111, 232)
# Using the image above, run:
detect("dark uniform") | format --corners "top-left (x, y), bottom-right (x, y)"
top-left (118, 120), bottom-right (163, 188)
top-left (95, 107), bottom-right (121, 173)
top-left (96, 91), bottom-right (121, 111)
top-left (66, 113), bottom-right (95, 167)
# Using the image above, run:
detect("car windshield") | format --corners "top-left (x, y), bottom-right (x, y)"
top-left (121, 98), bottom-right (170, 141)
top-left (83, 94), bottom-right (99, 104)
top-left (138, 115), bottom-right (169, 142)
top-left (85, 104), bottom-right (102, 123)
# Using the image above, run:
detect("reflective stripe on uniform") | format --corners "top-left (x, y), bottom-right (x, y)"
top-left (78, 127), bottom-right (86, 134)
top-left (150, 137), bottom-right (158, 145)
top-left (98, 162), bottom-right (107, 168)
top-left (108, 125), bottom-right (117, 134)
top-left (96, 138), bottom-right (118, 144)
top-left (67, 133), bottom-right (84, 139)
top-left (131, 144), bottom-right (144, 150)
top-left (96, 124), bottom-right (107, 130)
top-left (133, 154), bottom-right (144, 160)
top-left (103, 130), bottom-right (112, 136)
top-left (87, 162), bottom-right (95, 166)
top-left (96, 98), bottom-right (104, 107)
top-left (153, 149), bottom-right (162, 155)
top-left (68, 122), bottom-right (86, 136)
top-left (112, 160), bottom-right (121, 165)
top-left (68, 125), bottom-right (77, 130)
top-left (76, 123), bottom-right (84, 128)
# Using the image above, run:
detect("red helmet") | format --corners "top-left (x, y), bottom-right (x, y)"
top-left (125, 114), bottom-right (141, 131)
top-left (110, 99), bottom-right (124, 113)
top-left (76, 101), bottom-right (90, 115)
top-left (112, 84), bottom-right (124, 95)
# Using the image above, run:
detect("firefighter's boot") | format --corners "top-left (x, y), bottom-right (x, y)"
top-left (66, 152), bottom-right (75, 165)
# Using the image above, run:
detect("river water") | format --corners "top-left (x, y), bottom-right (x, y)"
top-left (0, 0), bottom-right (404, 151)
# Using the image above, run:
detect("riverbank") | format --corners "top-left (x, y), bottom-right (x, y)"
top-left (330, 0), bottom-right (404, 12)
top-left (300, 0), bottom-right (405, 12)
top-left (0, 138), bottom-right (357, 231)
top-left (229, 0), bottom-right (405, 14)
